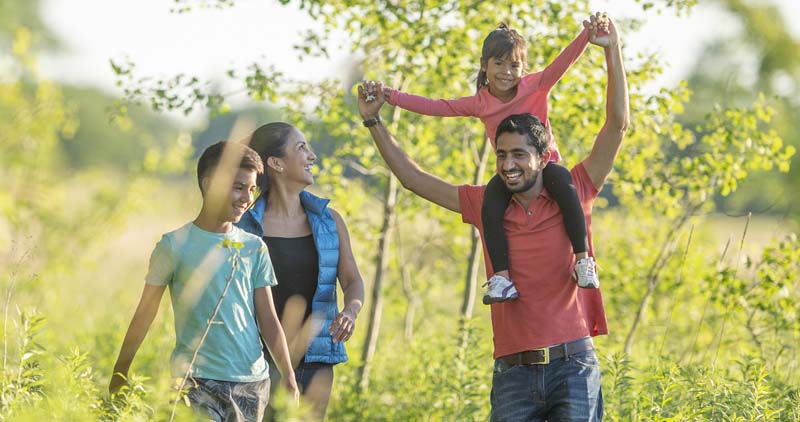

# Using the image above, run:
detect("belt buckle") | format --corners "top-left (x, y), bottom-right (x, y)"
top-left (532, 347), bottom-right (549, 365)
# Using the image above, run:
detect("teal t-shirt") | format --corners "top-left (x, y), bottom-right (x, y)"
top-left (146, 223), bottom-right (277, 382)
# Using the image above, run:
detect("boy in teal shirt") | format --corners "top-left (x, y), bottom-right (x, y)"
top-left (110, 141), bottom-right (298, 421)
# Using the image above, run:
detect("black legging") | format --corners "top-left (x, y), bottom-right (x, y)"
top-left (481, 162), bottom-right (588, 274)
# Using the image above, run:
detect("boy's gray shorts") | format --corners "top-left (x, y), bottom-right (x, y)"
top-left (186, 377), bottom-right (270, 422)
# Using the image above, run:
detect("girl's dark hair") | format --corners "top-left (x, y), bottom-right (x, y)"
top-left (247, 122), bottom-right (294, 190)
top-left (476, 23), bottom-right (528, 93)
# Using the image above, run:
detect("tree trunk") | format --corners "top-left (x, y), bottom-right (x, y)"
top-left (397, 220), bottom-right (419, 341)
top-left (358, 174), bottom-right (398, 391)
top-left (358, 76), bottom-right (405, 390)
top-left (461, 135), bottom-right (492, 319)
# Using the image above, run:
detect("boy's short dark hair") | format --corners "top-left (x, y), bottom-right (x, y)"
top-left (196, 141), bottom-right (264, 191)
top-left (495, 113), bottom-right (549, 157)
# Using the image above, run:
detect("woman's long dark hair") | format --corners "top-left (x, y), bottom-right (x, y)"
top-left (247, 122), bottom-right (294, 191)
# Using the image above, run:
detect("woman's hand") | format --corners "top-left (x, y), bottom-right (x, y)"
top-left (329, 306), bottom-right (357, 342)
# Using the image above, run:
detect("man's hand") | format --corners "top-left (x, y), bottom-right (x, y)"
top-left (584, 12), bottom-right (619, 49)
top-left (357, 80), bottom-right (385, 120)
top-left (329, 306), bottom-right (357, 343)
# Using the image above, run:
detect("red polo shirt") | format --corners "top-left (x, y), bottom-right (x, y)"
top-left (459, 162), bottom-right (608, 358)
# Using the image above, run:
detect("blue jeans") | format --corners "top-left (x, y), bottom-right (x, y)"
top-left (490, 349), bottom-right (603, 421)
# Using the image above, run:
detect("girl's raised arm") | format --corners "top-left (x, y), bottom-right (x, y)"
top-left (536, 27), bottom-right (590, 90)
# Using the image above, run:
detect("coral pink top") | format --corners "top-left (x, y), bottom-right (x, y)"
top-left (386, 29), bottom-right (589, 162)
top-left (458, 163), bottom-right (608, 357)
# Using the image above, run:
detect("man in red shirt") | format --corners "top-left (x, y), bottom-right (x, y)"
top-left (358, 13), bottom-right (627, 421)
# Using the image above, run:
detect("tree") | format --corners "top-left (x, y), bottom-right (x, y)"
top-left (0, 0), bottom-right (57, 49)
top-left (681, 0), bottom-right (800, 219)
top-left (1, 5), bottom-right (192, 417)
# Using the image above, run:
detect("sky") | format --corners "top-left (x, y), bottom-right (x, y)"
top-left (38, 0), bottom-right (799, 125)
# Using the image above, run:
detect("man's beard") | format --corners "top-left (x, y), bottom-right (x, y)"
top-left (505, 170), bottom-right (539, 193)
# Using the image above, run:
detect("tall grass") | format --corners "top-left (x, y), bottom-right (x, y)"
top-left (0, 180), bottom-right (798, 421)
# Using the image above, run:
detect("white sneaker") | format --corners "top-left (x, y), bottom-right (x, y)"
top-left (573, 257), bottom-right (600, 289)
top-left (482, 274), bottom-right (519, 304)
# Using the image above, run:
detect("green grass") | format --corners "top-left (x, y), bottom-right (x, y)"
top-left (1, 178), bottom-right (798, 421)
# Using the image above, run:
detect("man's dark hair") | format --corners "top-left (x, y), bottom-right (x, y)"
top-left (196, 141), bottom-right (264, 191)
top-left (495, 113), bottom-right (549, 157)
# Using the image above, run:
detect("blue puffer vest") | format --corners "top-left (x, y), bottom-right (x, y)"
top-left (236, 190), bottom-right (347, 364)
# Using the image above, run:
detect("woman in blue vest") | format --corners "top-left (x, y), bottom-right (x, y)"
top-left (236, 122), bottom-right (364, 419)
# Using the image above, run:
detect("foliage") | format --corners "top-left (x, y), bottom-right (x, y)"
top-left (601, 354), bottom-right (800, 422)
top-left (329, 319), bottom-right (492, 421)
top-left (0, 3), bottom-right (193, 421)
top-left (632, 0), bottom-right (697, 16)
top-left (681, 0), bottom-right (800, 219)
top-left (59, 86), bottom-right (181, 170)
top-left (708, 233), bottom-right (800, 363)
top-left (0, 0), bottom-right (56, 50)
top-left (1, 0), bottom-right (798, 420)
top-left (0, 311), bottom-right (46, 420)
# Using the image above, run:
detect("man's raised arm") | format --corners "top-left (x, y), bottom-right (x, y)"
top-left (358, 81), bottom-right (461, 212)
top-left (583, 15), bottom-right (630, 189)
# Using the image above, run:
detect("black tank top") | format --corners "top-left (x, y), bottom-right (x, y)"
top-left (263, 235), bottom-right (319, 322)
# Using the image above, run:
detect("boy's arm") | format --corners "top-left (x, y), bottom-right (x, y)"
top-left (254, 287), bottom-right (299, 401)
top-left (384, 87), bottom-right (478, 117)
top-left (328, 209), bottom-right (364, 343)
top-left (536, 27), bottom-right (590, 91)
top-left (109, 283), bottom-right (166, 395)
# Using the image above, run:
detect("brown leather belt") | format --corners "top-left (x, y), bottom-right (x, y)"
top-left (498, 337), bottom-right (594, 366)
